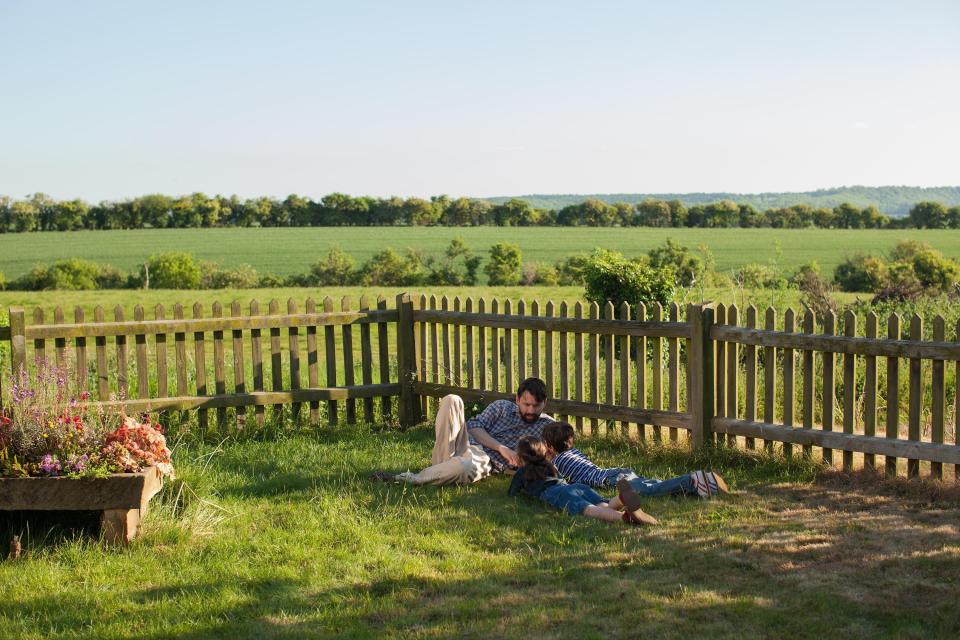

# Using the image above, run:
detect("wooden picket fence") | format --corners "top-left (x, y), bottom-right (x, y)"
top-left (3, 294), bottom-right (960, 479)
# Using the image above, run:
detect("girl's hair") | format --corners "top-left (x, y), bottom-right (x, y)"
top-left (542, 421), bottom-right (575, 453)
top-left (516, 436), bottom-right (558, 484)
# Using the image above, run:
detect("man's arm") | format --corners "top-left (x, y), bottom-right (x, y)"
top-left (468, 427), bottom-right (520, 467)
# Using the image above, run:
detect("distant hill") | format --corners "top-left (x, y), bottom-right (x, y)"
top-left (483, 186), bottom-right (960, 217)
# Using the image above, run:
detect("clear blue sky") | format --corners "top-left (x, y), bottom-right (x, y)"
top-left (1, 0), bottom-right (958, 201)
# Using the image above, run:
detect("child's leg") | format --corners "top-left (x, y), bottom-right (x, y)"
top-left (583, 504), bottom-right (625, 523)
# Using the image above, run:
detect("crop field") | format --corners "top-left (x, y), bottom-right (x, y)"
top-left (2, 227), bottom-right (960, 281)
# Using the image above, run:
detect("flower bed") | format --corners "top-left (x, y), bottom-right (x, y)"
top-left (1, 363), bottom-right (174, 543)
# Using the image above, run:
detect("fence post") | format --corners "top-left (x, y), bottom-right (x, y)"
top-left (396, 293), bottom-right (424, 427)
top-left (687, 303), bottom-right (715, 450)
top-left (9, 307), bottom-right (26, 381)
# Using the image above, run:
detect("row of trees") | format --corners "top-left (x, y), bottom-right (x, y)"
top-left (2, 192), bottom-right (959, 232)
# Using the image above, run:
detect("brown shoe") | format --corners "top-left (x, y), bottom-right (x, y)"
top-left (616, 478), bottom-right (644, 512)
top-left (622, 508), bottom-right (659, 526)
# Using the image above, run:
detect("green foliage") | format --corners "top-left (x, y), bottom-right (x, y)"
top-left (13, 259), bottom-right (124, 291)
top-left (484, 242), bottom-right (522, 286)
top-left (204, 263), bottom-right (260, 289)
top-left (553, 253), bottom-right (591, 286)
top-left (307, 248), bottom-right (357, 286)
top-left (358, 249), bottom-right (424, 286)
top-left (141, 252), bottom-right (202, 289)
top-left (582, 249), bottom-right (674, 310)
top-left (647, 238), bottom-right (708, 287)
top-left (833, 254), bottom-right (888, 292)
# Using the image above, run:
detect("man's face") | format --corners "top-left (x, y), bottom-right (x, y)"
top-left (516, 391), bottom-right (546, 423)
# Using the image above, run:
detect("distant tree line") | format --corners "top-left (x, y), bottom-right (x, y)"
top-left (2, 193), bottom-right (960, 232)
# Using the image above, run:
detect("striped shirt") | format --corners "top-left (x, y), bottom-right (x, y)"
top-left (466, 399), bottom-right (554, 472)
top-left (552, 448), bottom-right (626, 488)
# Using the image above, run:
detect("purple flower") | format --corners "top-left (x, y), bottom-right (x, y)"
top-left (39, 454), bottom-right (62, 476)
top-left (69, 454), bottom-right (89, 473)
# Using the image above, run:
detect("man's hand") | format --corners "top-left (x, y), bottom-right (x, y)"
top-left (498, 445), bottom-right (520, 467)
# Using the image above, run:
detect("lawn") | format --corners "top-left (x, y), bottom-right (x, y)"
top-left (2, 424), bottom-right (958, 639)
top-left (2, 227), bottom-right (960, 281)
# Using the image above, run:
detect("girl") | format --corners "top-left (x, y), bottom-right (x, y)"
top-left (508, 436), bottom-right (658, 526)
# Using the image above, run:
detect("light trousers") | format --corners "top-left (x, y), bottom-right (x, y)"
top-left (396, 394), bottom-right (493, 485)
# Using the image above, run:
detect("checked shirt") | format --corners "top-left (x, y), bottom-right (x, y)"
top-left (466, 399), bottom-right (554, 472)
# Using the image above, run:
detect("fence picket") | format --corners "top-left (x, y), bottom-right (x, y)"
top-left (589, 302), bottom-right (600, 435)
top-left (651, 302), bottom-right (663, 442)
top-left (306, 297), bottom-right (320, 423)
top-left (465, 297), bottom-right (475, 389)
top-left (745, 306), bottom-right (757, 450)
top-left (114, 306), bottom-right (128, 399)
top-left (33, 308), bottom-right (46, 367)
top-left (288, 299), bottom-right (302, 420)
top-left (605, 301), bottom-right (616, 435)
top-left (376, 296), bottom-right (391, 419)
top-left (635, 303), bottom-right (647, 440)
top-left (269, 299), bottom-right (283, 422)
top-left (174, 304), bottom-right (188, 400)
top-left (453, 297), bottom-right (462, 386)
top-left (54, 307), bottom-right (66, 369)
top-left (504, 299), bottom-right (514, 394)
top-left (94, 306), bottom-right (109, 400)
top-left (574, 301), bottom-right (584, 433)
top-left (250, 300), bottom-right (265, 427)
top-left (211, 302), bottom-right (227, 429)
top-left (907, 314), bottom-right (922, 478)
top-left (530, 300), bottom-right (540, 379)
top-left (544, 301), bottom-right (555, 404)
top-left (491, 299), bottom-right (500, 393)
top-left (341, 297), bottom-right (356, 424)
top-left (559, 301), bottom-right (569, 424)
top-left (668, 302), bottom-right (680, 442)
top-left (134, 305), bottom-right (149, 401)
top-left (842, 310), bottom-right (856, 470)
top-left (478, 298), bottom-right (488, 390)
top-left (931, 315), bottom-right (945, 479)
top-left (864, 311), bottom-right (878, 469)
top-left (441, 296), bottom-right (451, 386)
top-left (822, 310), bottom-right (836, 465)
top-left (324, 297), bottom-right (338, 424)
top-left (418, 294), bottom-right (427, 417)
top-left (764, 307), bottom-right (777, 453)
top-left (802, 310), bottom-right (816, 457)
top-left (231, 301), bottom-right (246, 429)
top-left (193, 302), bottom-right (208, 432)
top-left (517, 299), bottom-right (527, 382)
top-left (725, 304), bottom-right (738, 446)
top-left (74, 307), bottom-right (87, 392)
top-left (715, 303), bottom-right (727, 426)
top-left (360, 296), bottom-right (374, 423)
top-left (430, 296), bottom-right (439, 392)
top-left (155, 305), bottom-right (168, 400)
top-left (886, 313), bottom-right (900, 476)
top-left (783, 309), bottom-right (795, 458)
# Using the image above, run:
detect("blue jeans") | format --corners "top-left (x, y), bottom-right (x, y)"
top-left (610, 470), bottom-right (696, 497)
top-left (540, 483), bottom-right (607, 515)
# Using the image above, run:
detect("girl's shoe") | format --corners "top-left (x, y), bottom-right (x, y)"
top-left (691, 470), bottom-right (729, 497)
top-left (616, 478), bottom-right (644, 512)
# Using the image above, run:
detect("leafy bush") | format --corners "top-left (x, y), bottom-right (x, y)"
top-left (833, 253), bottom-right (888, 292)
top-left (308, 247), bottom-right (357, 286)
top-left (647, 239), bottom-right (704, 287)
top-left (582, 249), bottom-right (674, 312)
top-left (911, 249), bottom-right (960, 292)
top-left (204, 263), bottom-right (260, 289)
top-left (521, 262), bottom-right (559, 286)
top-left (424, 238), bottom-right (481, 286)
top-left (140, 252), bottom-right (202, 289)
top-left (358, 248), bottom-right (424, 286)
top-left (795, 267), bottom-right (838, 318)
top-left (734, 264), bottom-right (781, 289)
top-left (554, 253), bottom-right (591, 285)
top-left (484, 242), bottom-right (522, 285)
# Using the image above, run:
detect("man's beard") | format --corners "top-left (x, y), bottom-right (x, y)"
top-left (520, 412), bottom-right (539, 423)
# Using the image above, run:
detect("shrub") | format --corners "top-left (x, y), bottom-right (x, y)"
top-left (911, 249), bottom-right (960, 292)
top-left (205, 264), bottom-right (260, 289)
top-left (521, 262), bottom-right (559, 286)
top-left (15, 259), bottom-right (107, 290)
top-left (647, 239), bottom-right (703, 287)
top-left (424, 238), bottom-right (481, 286)
top-left (582, 249), bottom-right (674, 312)
top-left (734, 264), bottom-right (779, 289)
top-left (257, 272), bottom-right (288, 288)
top-left (484, 242), bottom-right (522, 285)
top-left (889, 239), bottom-right (929, 262)
top-left (833, 253), bottom-right (888, 292)
top-left (140, 252), bottom-right (202, 289)
top-left (795, 268), bottom-right (838, 318)
top-left (358, 248), bottom-right (424, 286)
top-left (554, 253), bottom-right (591, 285)
top-left (308, 247), bottom-right (357, 286)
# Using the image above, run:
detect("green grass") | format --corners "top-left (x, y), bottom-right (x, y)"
top-left (3, 227), bottom-right (960, 281)
top-left (2, 425), bottom-right (958, 639)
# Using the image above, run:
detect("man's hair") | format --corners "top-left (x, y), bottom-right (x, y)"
top-left (516, 377), bottom-right (548, 402)
top-left (542, 421), bottom-right (575, 453)
top-left (516, 436), bottom-right (558, 484)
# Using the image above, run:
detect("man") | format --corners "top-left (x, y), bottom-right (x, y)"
top-left (371, 377), bottom-right (554, 485)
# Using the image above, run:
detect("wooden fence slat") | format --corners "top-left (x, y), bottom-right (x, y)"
top-left (651, 302), bottom-right (663, 442)
top-left (931, 316), bottom-right (945, 480)
top-left (359, 296), bottom-right (374, 423)
top-left (478, 298), bottom-right (487, 390)
top-left (504, 299), bottom-right (514, 394)
top-left (668, 302), bottom-right (680, 442)
top-left (430, 295), bottom-right (439, 393)
top-left (864, 311), bottom-right (878, 469)
top-left (907, 314), bottom-right (923, 478)
top-left (73, 307), bottom-right (86, 392)
top-left (174, 304), bottom-right (188, 400)
top-left (32, 308), bottom-right (46, 367)
top-left (453, 297), bottom-right (462, 386)
top-left (417, 294), bottom-right (427, 417)
top-left (441, 296), bottom-right (451, 386)
top-left (287, 299), bottom-right (302, 420)
top-left (341, 297), bottom-right (356, 424)
top-left (376, 296), bottom-right (391, 420)
top-left (822, 311), bottom-right (836, 466)
top-left (465, 297), bottom-right (475, 390)
top-left (114, 306), bottom-right (128, 400)
top-left (491, 299), bottom-right (500, 393)
top-left (725, 304), bottom-right (738, 446)
top-left (842, 311), bottom-right (857, 470)
top-left (745, 306), bottom-right (759, 450)
top-left (619, 302), bottom-right (631, 436)
top-left (559, 301), bottom-right (570, 424)
top-left (324, 297), bottom-right (338, 423)
top-left (802, 310), bottom-right (816, 457)
top-left (268, 299), bottom-right (283, 422)
top-left (53, 307), bottom-right (66, 369)
top-left (605, 301), bottom-right (616, 436)
top-left (155, 305), bottom-right (168, 400)
top-left (715, 303), bottom-right (726, 422)
top-left (636, 303), bottom-right (647, 440)
top-left (544, 301), bottom-right (555, 405)
top-left (193, 302), bottom-right (208, 432)
top-left (212, 302), bottom-right (227, 429)
top-left (763, 307), bottom-right (777, 453)
top-left (134, 305), bottom-right (149, 401)
top-left (94, 306), bottom-right (109, 400)
top-left (574, 301), bottom-right (584, 433)
top-left (231, 301), bottom-right (246, 429)
top-left (305, 298), bottom-right (320, 423)
top-left (530, 300), bottom-right (540, 380)
top-left (886, 314), bottom-right (900, 476)
top-left (250, 300), bottom-right (265, 427)
top-left (517, 299), bottom-right (527, 382)
top-left (783, 309), bottom-right (795, 458)
top-left (588, 302), bottom-right (600, 434)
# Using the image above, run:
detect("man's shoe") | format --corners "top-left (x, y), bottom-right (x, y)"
top-left (691, 470), bottom-right (729, 497)
top-left (616, 478), bottom-right (644, 512)
top-left (369, 470), bottom-right (398, 483)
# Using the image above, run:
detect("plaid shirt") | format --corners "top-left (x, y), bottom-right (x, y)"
top-left (467, 399), bottom-right (554, 472)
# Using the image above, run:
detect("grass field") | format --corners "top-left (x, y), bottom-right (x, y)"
top-left (2, 227), bottom-right (960, 282)
top-left (2, 426), bottom-right (958, 639)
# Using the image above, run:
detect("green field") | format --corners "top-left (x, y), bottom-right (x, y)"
top-left (2, 227), bottom-right (960, 282)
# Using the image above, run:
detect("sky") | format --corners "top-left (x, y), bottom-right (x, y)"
top-left (1, 0), bottom-right (958, 202)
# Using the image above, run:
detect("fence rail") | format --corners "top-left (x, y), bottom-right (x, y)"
top-left (3, 295), bottom-right (959, 480)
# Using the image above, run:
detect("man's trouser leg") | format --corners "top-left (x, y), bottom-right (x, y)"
top-left (396, 395), bottom-right (491, 485)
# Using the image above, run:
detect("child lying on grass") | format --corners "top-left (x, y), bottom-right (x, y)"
top-left (509, 436), bottom-right (658, 526)
top-left (542, 421), bottom-right (729, 498)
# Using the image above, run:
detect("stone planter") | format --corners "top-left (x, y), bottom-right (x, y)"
top-left (0, 466), bottom-right (164, 544)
